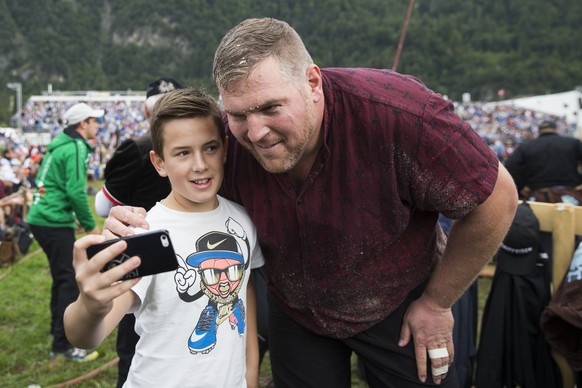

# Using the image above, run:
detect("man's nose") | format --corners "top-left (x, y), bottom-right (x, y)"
top-left (246, 115), bottom-right (270, 143)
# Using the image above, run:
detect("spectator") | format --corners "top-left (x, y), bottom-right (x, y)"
top-left (27, 103), bottom-right (102, 362)
top-left (505, 120), bottom-right (582, 204)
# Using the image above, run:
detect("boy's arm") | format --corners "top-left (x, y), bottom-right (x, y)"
top-left (64, 234), bottom-right (141, 349)
top-left (245, 275), bottom-right (260, 388)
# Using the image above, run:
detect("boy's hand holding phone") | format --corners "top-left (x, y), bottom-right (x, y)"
top-left (72, 234), bottom-right (142, 318)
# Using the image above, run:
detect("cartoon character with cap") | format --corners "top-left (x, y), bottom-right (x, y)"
top-left (174, 217), bottom-right (251, 354)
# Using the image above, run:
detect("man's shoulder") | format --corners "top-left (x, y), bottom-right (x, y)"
top-left (321, 67), bottom-right (434, 115)
top-left (47, 135), bottom-right (82, 155)
top-left (322, 67), bottom-right (430, 93)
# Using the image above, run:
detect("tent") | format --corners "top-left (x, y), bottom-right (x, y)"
top-left (496, 89), bottom-right (582, 134)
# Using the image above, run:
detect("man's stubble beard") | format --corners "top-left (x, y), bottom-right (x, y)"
top-left (249, 95), bottom-right (317, 174)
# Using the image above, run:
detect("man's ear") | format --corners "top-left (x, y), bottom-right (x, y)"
top-left (149, 150), bottom-right (168, 177)
top-left (306, 64), bottom-right (323, 103)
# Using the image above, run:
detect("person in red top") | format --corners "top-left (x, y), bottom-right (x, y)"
top-left (102, 18), bottom-right (518, 387)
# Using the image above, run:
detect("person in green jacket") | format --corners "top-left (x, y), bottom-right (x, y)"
top-left (28, 102), bottom-right (102, 362)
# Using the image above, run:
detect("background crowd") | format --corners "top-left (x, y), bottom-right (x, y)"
top-left (5, 97), bottom-right (571, 186)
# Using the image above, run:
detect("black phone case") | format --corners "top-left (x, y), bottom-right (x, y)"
top-left (87, 229), bottom-right (178, 280)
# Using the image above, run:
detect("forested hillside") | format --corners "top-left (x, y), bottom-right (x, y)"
top-left (1, 0), bottom-right (581, 126)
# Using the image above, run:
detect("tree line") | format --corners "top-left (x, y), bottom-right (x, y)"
top-left (1, 0), bottom-right (581, 126)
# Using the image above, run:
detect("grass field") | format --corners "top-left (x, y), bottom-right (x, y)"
top-left (0, 180), bottom-right (492, 387)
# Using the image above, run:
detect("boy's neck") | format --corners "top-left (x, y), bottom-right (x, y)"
top-left (160, 193), bottom-right (220, 213)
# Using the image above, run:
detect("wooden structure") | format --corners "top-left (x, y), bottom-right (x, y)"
top-left (481, 201), bottom-right (580, 387)
top-left (0, 188), bottom-right (31, 266)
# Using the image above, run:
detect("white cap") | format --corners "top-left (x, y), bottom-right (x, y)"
top-left (63, 103), bottom-right (105, 125)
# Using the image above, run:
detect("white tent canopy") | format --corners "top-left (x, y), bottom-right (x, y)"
top-left (496, 89), bottom-right (582, 131)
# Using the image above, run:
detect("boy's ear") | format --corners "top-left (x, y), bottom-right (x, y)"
top-left (149, 150), bottom-right (168, 177)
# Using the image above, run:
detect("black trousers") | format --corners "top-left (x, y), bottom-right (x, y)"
top-left (268, 287), bottom-right (459, 388)
top-left (30, 225), bottom-right (78, 353)
top-left (116, 314), bottom-right (140, 388)
top-left (253, 268), bottom-right (270, 364)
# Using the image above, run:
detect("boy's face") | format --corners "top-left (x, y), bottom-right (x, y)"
top-left (150, 116), bottom-right (226, 213)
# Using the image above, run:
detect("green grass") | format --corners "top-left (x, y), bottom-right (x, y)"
top-left (0, 179), bottom-right (491, 387)
top-left (0, 184), bottom-right (118, 387)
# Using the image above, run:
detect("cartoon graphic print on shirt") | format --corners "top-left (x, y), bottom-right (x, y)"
top-left (174, 217), bottom-right (251, 354)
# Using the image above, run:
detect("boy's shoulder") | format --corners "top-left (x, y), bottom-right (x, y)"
top-left (217, 194), bottom-right (248, 214)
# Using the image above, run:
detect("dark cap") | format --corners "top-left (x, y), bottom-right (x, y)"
top-left (539, 120), bottom-right (558, 132)
top-left (496, 202), bottom-right (540, 275)
top-left (146, 78), bottom-right (183, 99)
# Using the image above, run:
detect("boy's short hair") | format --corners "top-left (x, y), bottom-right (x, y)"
top-left (149, 88), bottom-right (225, 158)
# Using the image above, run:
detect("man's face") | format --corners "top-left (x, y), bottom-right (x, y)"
top-left (220, 57), bottom-right (322, 174)
top-left (85, 117), bottom-right (101, 140)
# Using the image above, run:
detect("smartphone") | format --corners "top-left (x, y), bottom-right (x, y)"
top-left (87, 229), bottom-right (178, 281)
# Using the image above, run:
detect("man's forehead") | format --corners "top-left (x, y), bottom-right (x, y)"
top-left (220, 59), bottom-right (293, 113)
top-left (223, 98), bottom-right (277, 116)
top-left (221, 84), bottom-right (284, 115)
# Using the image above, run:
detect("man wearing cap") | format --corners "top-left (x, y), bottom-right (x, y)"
top-left (505, 120), bottom-right (582, 204)
top-left (28, 102), bottom-right (102, 362)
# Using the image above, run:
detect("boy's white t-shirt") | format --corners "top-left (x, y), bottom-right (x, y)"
top-left (124, 195), bottom-right (264, 388)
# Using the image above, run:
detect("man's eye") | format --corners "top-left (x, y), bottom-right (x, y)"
top-left (229, 114), bottom-right (245, 122)
top-left (263, 105), bottom-right (279, 113)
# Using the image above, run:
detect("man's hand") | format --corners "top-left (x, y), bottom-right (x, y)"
top-left (398, 293), bottom-right (454, 385)
top-left (103, 206), bottom-right (149, 238)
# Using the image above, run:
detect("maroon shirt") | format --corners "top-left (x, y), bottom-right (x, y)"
top-left (221, 68), bottom-right (498, 338)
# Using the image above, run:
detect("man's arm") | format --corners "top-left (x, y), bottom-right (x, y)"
top-left (399, 162), bottom-right (518, 383)
top-left (94, 188), bottom-right (116, 218)
top-left (64, 234), bottom-right (141, 349)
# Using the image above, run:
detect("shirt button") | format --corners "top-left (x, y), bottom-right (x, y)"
top-left (297, 198), bottom-right (304, 205)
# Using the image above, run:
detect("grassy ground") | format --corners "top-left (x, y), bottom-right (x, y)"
top-left (0, 180), bottom-right (492, 387)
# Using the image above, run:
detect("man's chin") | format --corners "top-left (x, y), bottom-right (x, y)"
top-left (260, 160), bottom-right (290, 174)
top-left (258, 158), bottom-right (294, 174)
